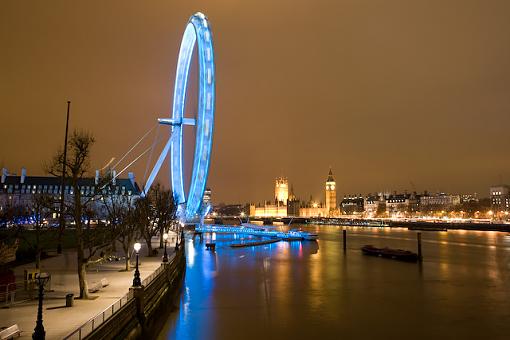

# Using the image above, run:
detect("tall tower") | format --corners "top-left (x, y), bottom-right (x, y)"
top-left (275, 177), bottom-right (289, 205)
top-left (325, 168), bottom-right (336, 215)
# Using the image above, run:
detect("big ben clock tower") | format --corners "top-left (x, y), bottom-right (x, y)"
top-left (325, 168), bottom-right (337, 216)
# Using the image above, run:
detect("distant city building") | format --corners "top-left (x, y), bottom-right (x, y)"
top-left (214, 203), bottom-right (247, 216)
top-left (490, 185), bottom-right (510, 212)
top-left (287, 185), bottom-right (300, 217)
top-left (460, 193), bottom-right (479, 203)
top-left (364, 193), bottom-right (386, 217)
top-left (420, 192), bottom-right (461, 210)
top-left (385, 192), bottom-right (420, 215)
top-left (341, 195), bottom-right (364, 215)
top-left (203, 187), bottom-right (212, 205)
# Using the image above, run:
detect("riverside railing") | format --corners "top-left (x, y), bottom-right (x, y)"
top-left (63, 254), bottom-right (174, 340)
top-left (63, 290), bottom-right (134, 340)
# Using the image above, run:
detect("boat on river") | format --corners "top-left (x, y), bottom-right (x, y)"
top-left (230, 239), bottom-right (281, 248)
top-left (289, 229), bottom-right (319, 240)
top-left (361, 245), bottom-right (419, 262)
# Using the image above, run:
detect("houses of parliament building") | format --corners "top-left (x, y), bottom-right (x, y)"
top-left (249, 169), bottom-right (340, 218)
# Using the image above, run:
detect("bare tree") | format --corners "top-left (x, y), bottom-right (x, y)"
top-left (25, 194), bottom-right (52, 269)
top-left (119, 205), bottom-right (140, 271)
top-left (134, 196), bottom-right (157, 256)
top-left (46, 129), bottom-right (107, 299)
top-left (135, 184), bottom-right (176, 256)
top-left (100, 186), bottom-right (140, 271)
top-left (150, 183), bottom-right (176, 249)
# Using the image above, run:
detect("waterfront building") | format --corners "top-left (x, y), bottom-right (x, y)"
top-left (287, 185), bottom-right (300, 217)
top-left (461, 193), bottom-right (479, 203)
top-left (299, 199), bottom-right (327, 218)
top-left (251, 177), bottom-right (292, 217)
top-left (385, 192), bottom-right (422, 216)
top-left (364, 193), bottom-right (386, 217)
top-left (490, 185), bottom-right (510, 212)
top-left (0, 167), bottom-right (141, 222)
top-left (420, 192), bottom-right (461, 211)
top-left (340, 195), bottom-right (364, 215)
top-left (250, 201), bottom-right (287, 217)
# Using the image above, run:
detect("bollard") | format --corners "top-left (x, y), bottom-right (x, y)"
top-left (417, 232), bottom-right (422, 261)
top-left (343, 229), bottom-right (347, 252)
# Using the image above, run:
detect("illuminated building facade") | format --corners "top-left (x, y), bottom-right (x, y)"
top-left (385, 192), bottom-right (420, 216)
top-left (298, 169), bottom-right (340, 217)
top-left (250, 169), bottom-right (340, 218)
top-left (364, 193), bottom-right (386, 217)
top-left (251, 177), bottom-right (292, 217)
top-left (275, 177), bottom-right (289, 205)
top-left (419, 192), bottom-right (461, 210)
top-left (341, 195), bottom-right (364, 215)
top-left (250, 202), bottom-right (288, 217)
top-left (490, 185), bottom-right (510, 212)
top-left (299, 200), bottom-right (326, 218)
top-left (0, 168), bottom-right (141, 222)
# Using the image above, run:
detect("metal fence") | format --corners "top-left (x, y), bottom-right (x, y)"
top-left (141, 263), bottom-right (164, 287)
top-left (0, 282), bottom-right (18, 306)
top-left (63, 254), bottom-right (175, 340)
top-left (63, 290), bottom-right (133, 340)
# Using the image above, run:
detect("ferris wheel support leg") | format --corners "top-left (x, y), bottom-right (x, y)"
top-left (143, 136), bottom-right (172, 196)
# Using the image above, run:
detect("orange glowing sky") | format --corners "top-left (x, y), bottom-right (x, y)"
top-left (1, 0), bottom-right (510, 203)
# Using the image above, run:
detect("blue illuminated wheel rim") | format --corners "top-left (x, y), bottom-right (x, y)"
top-left (171, 12), bottom-right (215, 221)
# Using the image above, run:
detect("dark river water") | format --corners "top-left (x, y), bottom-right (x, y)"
top-left (158, 225), bottom-right (510, 340)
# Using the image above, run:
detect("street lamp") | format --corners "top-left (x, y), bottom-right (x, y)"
top-left (132, 242), bottom-right (142, 287)
top-left (162, 233), bottom-right (169, 263)
top-left (33, 272), bottom-right (50, 340)
top-left (176, 222), bottom-right (184, 251)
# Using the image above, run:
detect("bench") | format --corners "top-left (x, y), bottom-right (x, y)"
top-left (88, 278), bottom-right (109, 293)
top-left (88, 282), bottom-right (102, 293)
top-left (0, 324), bottom-right (21, 339)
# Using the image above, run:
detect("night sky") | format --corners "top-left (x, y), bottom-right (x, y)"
top-left (1, 1), bottom-right (510, 204)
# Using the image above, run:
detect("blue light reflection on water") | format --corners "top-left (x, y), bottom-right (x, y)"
top-left (161, 225), bottom-right (510, 340)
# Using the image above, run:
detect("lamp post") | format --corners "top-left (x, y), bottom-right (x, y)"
top-left (132, 242), bottom-right (142, 287)
top-left (33, 272), bottom-right (50, 340)
top-left (162, 233), bottom-right (169, 263)
top-left (176, 222), bottom-right (183, 251)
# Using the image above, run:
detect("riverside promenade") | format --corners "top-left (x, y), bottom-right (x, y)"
top-left (1, 234), bottom-right (176, 339)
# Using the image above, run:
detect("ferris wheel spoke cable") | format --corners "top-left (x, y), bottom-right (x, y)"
top-left (111, 123), bottom-right (158, 171)
top-left (114, 133), bottom-right (167, 181)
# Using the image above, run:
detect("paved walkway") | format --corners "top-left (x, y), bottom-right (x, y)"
top-left (0, 233), bottom-right (177, 339)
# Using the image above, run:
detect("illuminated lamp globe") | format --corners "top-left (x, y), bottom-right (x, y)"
top-left (134, 242), bottom-right (142, 253)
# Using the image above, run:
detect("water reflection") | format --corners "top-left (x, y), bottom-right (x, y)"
top-left (160, 226), bottom-right (510, 340)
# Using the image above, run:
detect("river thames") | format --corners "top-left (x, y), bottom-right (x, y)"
top-left (159, 225), bottom-right (510, 339)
